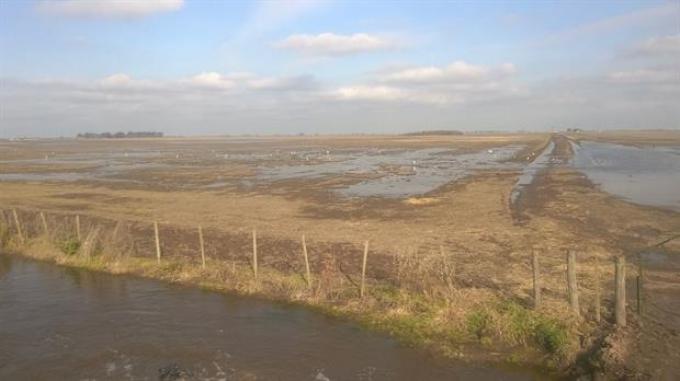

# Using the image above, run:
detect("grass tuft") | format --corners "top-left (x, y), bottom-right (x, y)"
top-left (59, 237), bottom-right (81, 256)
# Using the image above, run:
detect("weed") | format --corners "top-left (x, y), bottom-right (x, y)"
top-left (466, 309), bottom-right (492, 339)
top-left (59, 237), bottom-right (81, 256)
top-left (0, 224), bottom-right (9, 247)
top-left (499, 301), bottom-right (534, 345)
top-left (534, 318), bottom-right (568, 355)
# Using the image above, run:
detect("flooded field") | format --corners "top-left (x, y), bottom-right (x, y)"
top-left (1, 132), bottom-right (679, 379)
top-left (0, 255), bottom-right (541, 381)
top-left (571, 141), bottom-right (680, 212)
top-left (0, 139), bottom-right (527, 198)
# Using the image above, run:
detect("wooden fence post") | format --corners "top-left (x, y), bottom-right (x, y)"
top-left (532, 250), bottom-right (541, 308)
top-left (75, 215), bottom-right (81, 241)
top-left (302, 234), bottom-right (311, 288)
top-left (252, 229), bottom-right (258, 279)
top-left (40, 211), bottom-right (49, 236)
top-left (198, 225), bottom-right (206, 270)
top-left (154, 221), bottom-right (161, 264)
top-left (637, 254), bottom-right (644, 316)
top-left (595, 265), bottom-right (601, 323)
top-left (12, 209), bottom-right (24, 243)
top-left (567, 250), bottom-right (579, 317)
top-left (615, 256), bottom-right (626, 327)
top-left (360, 240), bottom-right (369, 298)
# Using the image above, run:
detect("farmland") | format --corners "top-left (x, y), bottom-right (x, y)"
top-left (1, 131), bottom-right (679, 378)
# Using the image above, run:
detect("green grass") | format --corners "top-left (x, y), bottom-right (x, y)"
top-left (466, 309), bottom-right (492, 339)
top-left (534, 318), bottom-right (569, 355)
top-left (59, 237), bottom-right (81, 256)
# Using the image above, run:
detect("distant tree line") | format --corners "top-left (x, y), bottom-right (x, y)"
top-left (76, 131), bottom-right (163, 139)
top-left (402, 130), bottom-right (464, 136)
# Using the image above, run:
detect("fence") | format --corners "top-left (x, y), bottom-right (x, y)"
top-left (0, 206), bottom-right (641, 326)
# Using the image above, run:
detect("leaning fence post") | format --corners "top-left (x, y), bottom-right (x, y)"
top-left (567, 250), bottom-right (579, 317)
top-left (360, 240), bottom-right (369, 299)
top-left (302, 234), bottom-right (311, 288)
top-left (198, 225), bottom-right (206, 270)
top-left (40, 211), bottom-right (49, 236)
top-left (154, 221), bottom-right (161, 264)
top-left (75, 214), bottom-right (81, 241)
top-left (532, 250), bottom-right (541, 308)
top-left (615, 256), bottom-right (626, 327)
top-left (252, 229), bottom-right (258, 279)
top-left (12, 209), bottom-right (25, 243)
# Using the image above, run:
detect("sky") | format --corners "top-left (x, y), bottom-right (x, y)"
top-left (0, 0), bottom-right (679, 138)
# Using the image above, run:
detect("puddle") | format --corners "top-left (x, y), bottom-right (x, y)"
top-left (571, 142), bottom-right (680, 212)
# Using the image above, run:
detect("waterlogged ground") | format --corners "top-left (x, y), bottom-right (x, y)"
top-left (0, 256), bottom-right (543, 381)
top-left (0, 142), bottom-right (525, 198)
top-left (259, 146), bottom-right (522, 198)
top-left (571, 141), bottom-right (680, 212)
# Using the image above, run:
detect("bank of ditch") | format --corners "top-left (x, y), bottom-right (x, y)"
top-left (0, 207), bottom-right (592, 377)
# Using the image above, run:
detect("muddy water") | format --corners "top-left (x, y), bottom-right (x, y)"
top-left (571, 142), bottom-right (680, 212)
top-left (0, 256), bottom-right (544, 380)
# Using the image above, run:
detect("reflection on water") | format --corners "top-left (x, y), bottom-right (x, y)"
top-left (571, 142), bottom-right (680, 212)
top-left (0, 255), bottom-right (543, 380)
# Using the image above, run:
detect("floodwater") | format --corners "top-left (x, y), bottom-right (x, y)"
top-left (258, 147), bottom-right (523, 198)
top-left (0, 146), bottom-right (525, 198)
top-left (0, 255), bottom-right (544, 380)
top-left (571, 142), bottom-right (680, 212)
top-left (509, 141), bottom-right (557, 205)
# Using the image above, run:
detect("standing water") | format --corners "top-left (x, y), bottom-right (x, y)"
top-left (571, 142), bottom-right (680, 212)
top-left (0, 256), bottom-right (545, 380)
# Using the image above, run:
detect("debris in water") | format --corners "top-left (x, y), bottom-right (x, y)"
top-left (158, 363), bottom-right (193, 381)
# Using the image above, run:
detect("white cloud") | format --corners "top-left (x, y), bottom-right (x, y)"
top-left (630, 34), bottom-right (680, 57)
top-left (332, 85), bottom-right (407, 101)
top-left (189, 72), bottom-right (238, 90)
top-left (36, 0), bottom-right (184, 18)
top-left (608, 68), bottom-right (679, 84)
top-left (277, 33), bottom-right (395, 56)
top-left (2, 61), bottom-right (678, 138)
top-left (380, 61), bottom-right (515, 84)
top-left (330, 61), bottom-right (523, 105)
top-left (100, 73), bottom-right (134, 87)
top-left (533, 2), bottom-right (679, 47)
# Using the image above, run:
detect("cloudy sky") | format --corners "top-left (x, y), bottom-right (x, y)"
top-left (0, 0), bottom-right (678, 137)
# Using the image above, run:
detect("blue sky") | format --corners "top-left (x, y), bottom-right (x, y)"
top-left (0, 0), bottom-right (678, 137)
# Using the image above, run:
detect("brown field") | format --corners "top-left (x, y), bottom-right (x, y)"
top-left (1, 132), bottom-right (679, 378)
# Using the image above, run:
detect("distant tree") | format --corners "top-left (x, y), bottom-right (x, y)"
top-left (76, 131), bottom-right (164, 139)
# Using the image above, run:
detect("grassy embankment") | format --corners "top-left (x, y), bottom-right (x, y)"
top-left (0, 213), bottom-right (575, 373)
